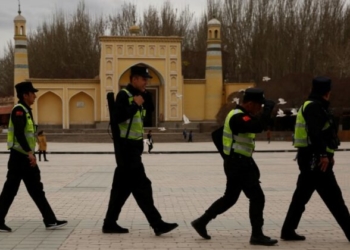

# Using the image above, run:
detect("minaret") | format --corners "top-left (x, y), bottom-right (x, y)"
top-left (14, 2), bottom-right (29, 86)
top-left (129, 21), bottom-right (141, 36)
top-left (205, 17), bottom-right (223, 120)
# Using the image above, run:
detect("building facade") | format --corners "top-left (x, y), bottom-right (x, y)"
top-left (10, 11), bottom-right (254, 129)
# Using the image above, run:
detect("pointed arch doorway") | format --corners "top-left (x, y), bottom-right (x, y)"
top-left (143, 87), bottom-right (158, 127)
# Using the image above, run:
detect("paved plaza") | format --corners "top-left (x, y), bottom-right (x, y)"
top-left (0, 141), bottom-right (349, 250)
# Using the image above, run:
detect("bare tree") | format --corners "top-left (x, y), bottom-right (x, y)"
top-left (142, 6), bottom-right (161, 36)
top-left (109, 2), bottom-right (136, 36)
top-left (0, 42), bottom-right (14, 97)
top-left (27, 1), bottom-right (105, 78)
top-left (140, 1), bottom-right (194, 38)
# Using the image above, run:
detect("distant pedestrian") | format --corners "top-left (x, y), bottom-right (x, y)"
top-left (37, 130), bottom-right (48, 161)
top-left (183, 129), bottom-right (187, 140)
top-left (188, 130), bottom-right (193, 142)
top-left (147, 130), bottom-right (153, 153)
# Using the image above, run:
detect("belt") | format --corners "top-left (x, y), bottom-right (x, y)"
top-left (230, 153), bottom-right (251, 159)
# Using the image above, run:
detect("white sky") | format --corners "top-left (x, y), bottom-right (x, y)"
top-left (0, 0), bottom-right (207, 57)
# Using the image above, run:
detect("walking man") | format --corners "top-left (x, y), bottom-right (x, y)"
top-left (0, 82), bottom-right (67, 232)
top-left (103, 65), bottom-right (178, 235)
top-left (191, 88), bottom-right (278, 246)
top-left (281, 77), bottom-right (350, 241)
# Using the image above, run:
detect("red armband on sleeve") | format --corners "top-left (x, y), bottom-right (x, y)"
top-left (15, 111), bottom-right (24, 116)
top-left (242, 116), bottom-right (251, 122)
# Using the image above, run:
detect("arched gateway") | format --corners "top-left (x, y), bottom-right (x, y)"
top-left (99, 34), bottom-right (184, 127)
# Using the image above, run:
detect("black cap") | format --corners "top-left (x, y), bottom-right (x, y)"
top-left (311, 76), bottom-right (331, 95)
top-left (243, 88), bottom-right (265, 104)
top-left (15, 81), bottom-right (38, 94)
top-left (130, 65), bottom-right (152, 79)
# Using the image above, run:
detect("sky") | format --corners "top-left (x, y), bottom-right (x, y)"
top-left (0, 0), bottom-right (207, 57)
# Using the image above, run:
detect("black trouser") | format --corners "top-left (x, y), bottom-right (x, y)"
top-left (282, 150), bottom-right (350, 239)
top-left (0, 150), bottom-right (56, 225)
top-left (104, 140), bottom-right (162, 227)
top-left (206, 155), bottom-right (265, 229)
top-left (38, 151), bottom-right (48, 161)
top-left (148, 143), bottom-right (153, 153)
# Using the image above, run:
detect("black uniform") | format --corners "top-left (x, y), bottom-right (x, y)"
top-left (104, 84), bottom-right (177, 234)
top-left (282, 94), bottom-right (350, 241)
top-left (206, 105), bottom-right (271, 230)
top-left (191, 89), bottom-right (277, 246)
top-left (0, 102), bottom-right (57, 226)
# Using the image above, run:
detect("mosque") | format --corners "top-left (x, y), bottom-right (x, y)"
top-left (2, 10), bottom-right (253, 129)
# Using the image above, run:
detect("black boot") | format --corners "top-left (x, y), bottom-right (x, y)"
top-left (281, 230), bottom-right (306, 241)
top-left (341, 224), bottom-right (350, 242)
top-left (250, 227), bottom-right (278, 246)
top-left (102, 222), bottom-right (129, 234)
top-left (191, 213), bottom-right (212, 240)
top-left (153, 221), bottom-right (178, 236)
top-left (38, 151), bottom-right (42, 161)
top-left (346, 231), bottom-right (350, 242)
top-left (0, 223), bottom-right (12, 232)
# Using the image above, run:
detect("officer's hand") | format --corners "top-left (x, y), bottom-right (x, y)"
top-left (28, 152), bottom-right (37, 167)
top-left (319, 156), bottom-right (329, 172)
top-left (133, 95), bottom-right (144, 106)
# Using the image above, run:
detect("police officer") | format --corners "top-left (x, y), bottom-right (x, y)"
top-left (191, 88), bottom-right (278, 246)
top-left (0, 82), bottom-right (67, 232)
top-left (102, 65), bottom-right (178, 235)
top-left (281, 77), bottom-right (350, 241)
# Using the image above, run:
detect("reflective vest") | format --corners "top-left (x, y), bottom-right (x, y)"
top-left (223, 109), bottom-right (255, 157)
top-left (294, 101), bottom-right (334, 153)
top-left (7, 103), bottom-right (36, 154)
top-left (118, 89), bottom-right (146, 140)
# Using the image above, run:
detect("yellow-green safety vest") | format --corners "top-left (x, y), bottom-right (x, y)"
top-left (294, 101), bottom-right (334, 153)
top-left (118, 89), bottom-right (146, 140)
top-left (223, 109), bottom-right (256, 157)
top-left (7, 103), bottom-right (36, 154)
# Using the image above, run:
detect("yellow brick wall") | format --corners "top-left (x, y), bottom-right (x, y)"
top-left (184, 80), bottom-right (206, 120)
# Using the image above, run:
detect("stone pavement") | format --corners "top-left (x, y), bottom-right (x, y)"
top-left (0, 141), bottom-right (349, 154)
top-left (0, 141), bottom-right (349, 250)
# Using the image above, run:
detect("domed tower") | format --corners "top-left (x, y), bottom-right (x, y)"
top-left (205, 17), bottom-right (223, 120)
top-left (13, 3), bottom-right (29, 86)
top-left (129, 21), bottom-right (140, 36)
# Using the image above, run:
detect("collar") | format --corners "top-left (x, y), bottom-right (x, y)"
top-left (18, 101), bottom-right (32, 111)
top-left (308, 94), bottom-right (330, 109)
top-left (236, 105), bottom-right (249, 114)
top-left (126, 83), bottom-right (142, 96)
